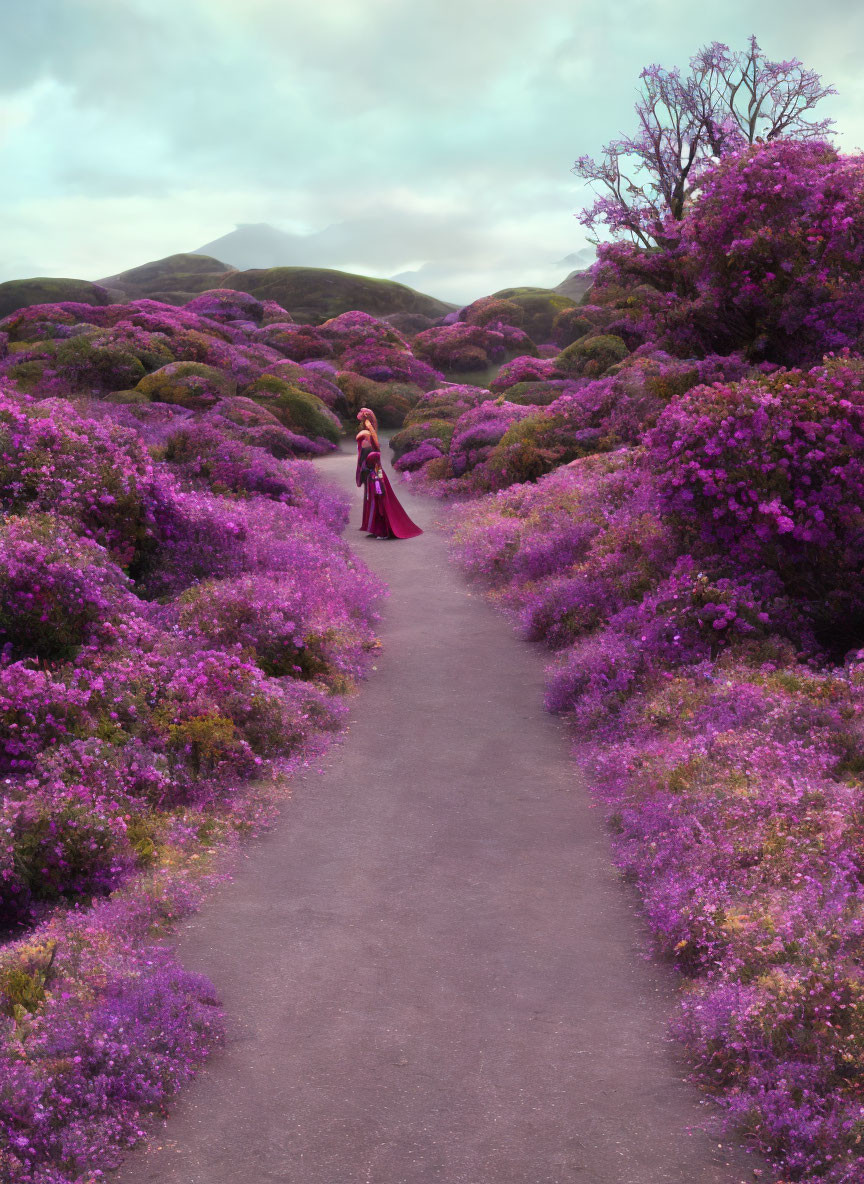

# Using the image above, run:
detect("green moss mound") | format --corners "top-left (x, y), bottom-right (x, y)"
top-left (489, 287), bottom-right (578, 342)
top-left (551, 308), bottom-right (596, 348)
top-left (243, 376), bottom-right (340, 442)
top-left (0, 278), bottom-right (113, 319)
top-left (389, 419), bottom-right (456, 462)
top-left (556, 333), bottom-right (630, 378)
top-left (7, 335), bottom-right (148, 394)
top-left (225, 267), bottom-right (454, 324)
top-left (484, 413), bottom-right (610, 489)
top-left (135, 362), bottom-right (236, 409)
top-left (102, 389), bottom-right (151, 405)
top-left (499, 381), bottom-right (565, 406)
top-left (335, 373), bottom-right (422, 428)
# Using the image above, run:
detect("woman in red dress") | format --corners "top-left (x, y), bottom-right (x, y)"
top-left (364, 450), bottom-right (423, 539)
top-left (355, 409), bottom-right (379, 532)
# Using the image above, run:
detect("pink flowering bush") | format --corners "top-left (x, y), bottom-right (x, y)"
top-left (0, 385), bottom-right (160, 565)
top-left (0, 894), bottom-right (224, 1182)
top-left (647, 356), bottom-right (864, 649)
top-left (457, 296), bottom-right (526, 328)
top-left (393, 439), bottom-right (446, 472)
top-left (242, 321), bottom-right (333, 362)
top-left (183, 289), bottom-right (265, 325)
top-left (413, 322), bottom-right (538, 372)
top-left (591, 140), bottom-right (864, 366)
top-left (316, 310), bottom-right (410, 351)
top-left (0, 298), bottom-right (386, 1181)
top-left (0, 515), bottom-right (135, 662)
top-left (489, 354), bottom-right (562, 392)
top-left (337, 341), bottom-right (443, 389)
top-left (448, 401), bottom-right (536, 478)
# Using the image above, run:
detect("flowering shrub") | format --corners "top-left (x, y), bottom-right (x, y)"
top-left (0, 898), bottom-right (224, 1182)
top-left (242, 321), bottom-right (333, 362)
top-left (489, 354), bottom-right (562, 392)
top-left (0, 384), bottom-right (159, 564)
top-left (184, 288), bottom-right (265, 324)
top-left (316, 310), bottom-right (410, 350)
top-left (448, 401), bottom-right (536, 478)
top-left (338, 341), bottom-right (443, 388)
top-left (458, 296), bottom-right (525, 328)
top-left (173, 570), bottom-right (377, 687)
top-left (393, 440), bottom-right (446, 471)
top-left (0, 515), bottom-right (135, 662)
top-left (402, 383), bottom-right (489, 426)
top-left (647, 357), bottom-right (864, 649)
top-left (0, 292), bottom-right (387, 1182)
top-left (253, 360), bottom-right (347, 413)
top-left (591, 140), bottom-right (864, 366)
top-left (413, 322), bottom-right (537, 372)
top-left (389, 418), bottom-right (455, 462)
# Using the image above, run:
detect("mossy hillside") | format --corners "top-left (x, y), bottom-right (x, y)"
top-left (0, 279), bottom-right (113, 320)
top-left (225, 267), bottom-right (455, 323)
top-left (98, 254), bottom-right (235, 300)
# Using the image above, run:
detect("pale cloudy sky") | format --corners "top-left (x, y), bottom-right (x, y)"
top-left (1, 0), bottom-right (862, 304)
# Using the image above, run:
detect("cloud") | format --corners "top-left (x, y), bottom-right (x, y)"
top-left (0, 1), bottom-right (861, 301)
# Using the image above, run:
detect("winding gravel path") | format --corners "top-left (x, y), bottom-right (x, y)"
top-left (112, 444), bottom-right (763, 1184)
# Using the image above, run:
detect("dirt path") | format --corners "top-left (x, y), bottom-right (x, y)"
top-left (112, 445), bottom-right (763, 1184)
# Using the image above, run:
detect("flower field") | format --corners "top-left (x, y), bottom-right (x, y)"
top-left (431, 140), bottom-right (864, 1183)
top-left (0, 295), bottom-right (397, 1181)
top-left (7, 130), bottom-right (864, 1182)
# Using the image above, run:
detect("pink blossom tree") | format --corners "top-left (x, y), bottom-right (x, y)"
top-left (573, 35), bottom-right (836, 245)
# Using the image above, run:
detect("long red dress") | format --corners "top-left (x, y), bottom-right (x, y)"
top-left (362, 450), bottom-right (423, 539)
top-left (356, 438), bottom-right (374, 532)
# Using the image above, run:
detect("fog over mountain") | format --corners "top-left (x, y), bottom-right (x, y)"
top-left (193, 224), bottom-right (596, 305)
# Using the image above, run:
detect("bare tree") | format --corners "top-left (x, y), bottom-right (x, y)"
top-left (574, 36), bottom-right (836, 245)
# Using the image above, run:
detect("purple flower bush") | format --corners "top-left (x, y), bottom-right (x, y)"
top-left (337, 342), bottom-right (443, 388)
top-left (445, 439), bottom-right (864, 1178)
top-left (457, 296), bottom-right (526, 328)
top-left (435, 141), bottom-right (864, 1180)
top-left (488, 354), bottom-right (562, 392)
top-left (0, 326), bottom-right (385, 1180)
top-left (647, 355), bottom-right (864, 650)
top-left (412, 322), bottom-right (538, 373)
top-left (589, 140), bottom-right (864, 366)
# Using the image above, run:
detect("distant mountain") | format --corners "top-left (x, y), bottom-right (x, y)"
top-left (554, 269), bottom-right (594, 302)
top-left (193, 224), bottom-right (316, 270)
top-left (554, 247), bottom-right (597, 271)
top-left (98, 253), bottom-right (236, 302)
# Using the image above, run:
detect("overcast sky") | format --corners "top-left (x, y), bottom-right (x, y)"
top-left (2, 0), bottom-right (863, 303)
